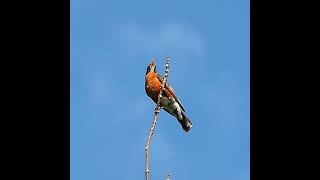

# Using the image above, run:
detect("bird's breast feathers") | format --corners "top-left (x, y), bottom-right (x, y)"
top-left (145, 72), bottom-right (161, 99)
top-left (146, 73), bottom-right (160, 91)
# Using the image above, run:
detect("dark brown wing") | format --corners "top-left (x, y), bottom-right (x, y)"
top-left (156, 73), bottom-right (186, 112)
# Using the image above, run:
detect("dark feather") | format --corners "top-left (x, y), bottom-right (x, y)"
top-left (156, 73), bottom-right (186, 112)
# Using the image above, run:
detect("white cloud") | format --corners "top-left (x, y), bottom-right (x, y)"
top-left (113, 22), bottom-right (206, 61)
top-left (89, 70), bottom-right (153, 127)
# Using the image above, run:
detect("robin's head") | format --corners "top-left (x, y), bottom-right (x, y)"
top-left (146, 60), bottom-right (157, 75)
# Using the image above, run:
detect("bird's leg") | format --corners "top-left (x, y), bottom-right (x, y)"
top-left (154, 107), bottom-right (161, 113)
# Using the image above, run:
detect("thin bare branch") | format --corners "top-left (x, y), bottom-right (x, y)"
top-left (145, 57), bottom-right (170, 180)
top-left (166, 173), bottom-right (171, 180)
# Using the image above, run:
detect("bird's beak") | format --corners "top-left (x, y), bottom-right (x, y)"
top-left (151, 60), bottom-right (156, 66)
top-left (149, 59), bottom-right (156, 72)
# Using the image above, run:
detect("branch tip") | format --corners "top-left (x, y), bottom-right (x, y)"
top-left (145, 57), bottom-right (171, 180)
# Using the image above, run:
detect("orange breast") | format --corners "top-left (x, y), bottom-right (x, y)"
top-left (145, 72), bottom-right (161, 102)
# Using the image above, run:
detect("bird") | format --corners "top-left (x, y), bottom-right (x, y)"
top-left (145, 60), bottom-right (192, 132)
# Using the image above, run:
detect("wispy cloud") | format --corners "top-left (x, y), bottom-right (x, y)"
top-left (88, 70), bottom-right (151, 127)
top-left (113, 22), bottom-right (206, 61)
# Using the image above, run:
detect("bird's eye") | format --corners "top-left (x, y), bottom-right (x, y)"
top-left (146, 66), bottom-right (150, 75)
top-left (154, 66), bottom-right (157, 73)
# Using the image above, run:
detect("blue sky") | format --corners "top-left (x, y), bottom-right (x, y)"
top-left (71, 0), bottom-right (249, 180)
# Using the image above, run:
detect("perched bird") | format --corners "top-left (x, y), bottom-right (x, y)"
top-left (145, 61), bottom-right (192, 132)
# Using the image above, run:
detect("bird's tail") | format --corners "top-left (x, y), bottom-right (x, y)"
top-left (178, 112), bottom-right (192, 132)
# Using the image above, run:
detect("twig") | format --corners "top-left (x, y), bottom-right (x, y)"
top-left (166, 173), bottom-right (171, 180)
top-left (145, 57), bottom-right (170, 180)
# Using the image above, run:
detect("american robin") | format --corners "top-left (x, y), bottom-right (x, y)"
top-left (145, 60), bottom-right (192, 132)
